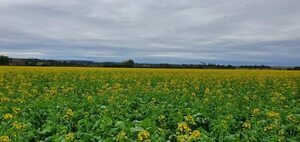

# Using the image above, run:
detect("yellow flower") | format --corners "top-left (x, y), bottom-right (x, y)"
top-left (252, 108), bottom-right (260, 115)
top-left (177, 134), bottom-right (189, 142)
top-left (138, 130), bottom-right (150, 141)
top-left (87, 95), bottom-right (93, 101)
top-left (12, 122), bottom-right (26, 130)
top-left (221, 120), bottom-right (228, 129)
top-left (12, 107), bottom-right (21, 114)
top-left (185, 115), bottom-right (196, 125)
top-left (190, 130), bottom-right (201, 140)
top-left (242, 122), bottom-right (251, 129)
top-left (266, 111), bottom-right (279, 118)
top-left (225, 115), bottom-right (233, 120)
top-left (116, 131), bottom-right (127, 141)
top-left (263, 126), bottom-right (272, 132)
top-left (204, 88), bottom-right (210, 94)
top-left (66, 109), bottom-right (74, 118)
top-left (66, 132), bottom-right (74, 141)
top-left (278, 129), bottom-right (285, 136)
top-left (4, 113), bottom-right (14, 120)
top-left (177, 122), bottom-right (191, 133)
top-left (0, 135), bottom-right (10, 142)
top-left (263, 124), bottom-right (277, 132)
top-left (191, 92), bottom-right (196, 97)
top-left (158, 115), bottom-right (166, 122)
top-left (286, 114), bottom-right (295, 122)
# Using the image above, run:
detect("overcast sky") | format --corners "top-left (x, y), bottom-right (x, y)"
top-left (0, 0), bottom-right (299, 65)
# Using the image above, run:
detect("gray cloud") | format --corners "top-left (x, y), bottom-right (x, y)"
top-left (0, 0), bottom-right (300, 65)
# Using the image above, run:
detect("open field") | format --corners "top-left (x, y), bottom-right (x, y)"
top-left (0, 67), bottom-right (299, 142)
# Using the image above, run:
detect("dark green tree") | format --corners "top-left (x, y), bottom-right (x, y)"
top-left (122, 59), bottom-right (135, 67)
top-left (0, 55), bottom-right (10, 65)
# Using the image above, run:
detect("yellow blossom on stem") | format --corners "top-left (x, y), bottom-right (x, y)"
top-left (65, 109), bottom-right (74, 118)
top-left (116, 131), bottom-right (128, 141)
top-left (185, 115), bottom-right (196, 125)
top-left (177, 134), bottom-right (189, 142)
top-left (138, 130), bottom-right (150, 141)
top-left (12, 107), bottom-right (21, 114)
top-left (177, 122), bottom-right (191, 133)
top-left (252, 108), bottom-right (260, 115)
top-left (267, 111), bottom-right (279, 118)
top-left (0, 135), bottom-right (10, 142)
top-left (242, 122), bottom-right (251, 129)
top-left (87, 95), bottom-right (93, 101)
top-left (66, 132), bottom-right (74, 141)
top-left (12, 122), bottom-right (26, 130)
top-left (4, 113), bottom-right (14, 120)
top-left (190, 130), bottom-right (201, 140)
top-left (286, 114), bottom-right (296, 122)
top-left (158, 115), bottom-right (166, 122)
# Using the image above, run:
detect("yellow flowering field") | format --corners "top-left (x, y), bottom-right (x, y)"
top-left (0, 67), bottom-right (299, 141)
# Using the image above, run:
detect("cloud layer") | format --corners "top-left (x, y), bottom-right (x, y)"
top-left (0, 0), bottom-right (300, 65)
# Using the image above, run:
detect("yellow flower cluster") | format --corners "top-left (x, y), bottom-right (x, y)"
top-left (242, 122), bottom-right (251, 129)
top-left (0, 97), bottom-right (11, 102)
top-left (177, 122), bottom-right (191, 133)
top-left (158, 115), bottom-right (166, 123)
top-left (3, 113), bottom-right (14, 120)
top-left (263, 124), bottom-right (278, 132)
top-left (65, 109), bottom-right (74, 118)
top-left (0, 136), bottom-right (10, 142)
top-left (266, 111), bottom-right (280, 118)
top-left (138, 130), bottom-right (150, 141)
top-left (191, 92), bottom-right (196, 97)
top-left (252, 108), bottom-right (260, 116)
top-left (221, 120), bottom-right (228, 129)
top-left (190, 130), bottom-right (201, 140)
top-left (278, 129), bottom-right (285, 136)
top-left (176, 130), bottom-right (201, 142)
top-left (176, 121), bottom-right (201, 141)
top-left (12, 107), bottom-right (21, 114)
top-left (204, 87), bottom-right (210, 94)
top-left (12, 122), bottom-right (26, 130)
top-left (87, 95), bottom-right (93, 101)
top-left (116, 131), bottom-right (128, 141)
top-left (65, 133), bottom-right (74, 141)
top-left (185, 115), bottom-right (196, 125)
top-left (271, 92), bottom-right (286, 103)
top-left (286, 114), bottom-right (296, 122)
top-left (176, 134), bottom-right (189, 142)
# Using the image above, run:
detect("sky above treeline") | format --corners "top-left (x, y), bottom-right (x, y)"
top-left (0, 0), bottom-right (299, 66)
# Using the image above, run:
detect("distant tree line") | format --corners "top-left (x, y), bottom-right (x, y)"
top-left (238, 65), bottom-right (272, 69)
top-left (0, 55), bottom-right (10, 65)
top-left (134, 63), bottom-right (235, 69)
top-left (287, 67), bottom-right (300, 70)
top-left (0, 56), bottom-right (136, 68)
top-left (1, 55), bottom-right (300, 70)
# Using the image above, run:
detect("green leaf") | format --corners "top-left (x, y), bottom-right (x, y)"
top-left (39, 125), bottom-right (54, 135)
top-left (102, 116), bottom-right (113, 127)
top-left (115, 121), bottom-right (126, 129)
top-left (130, 126), bottom-right (144, 132)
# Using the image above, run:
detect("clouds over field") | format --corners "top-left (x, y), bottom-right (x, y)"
top-left (0, 0), bottom-right (299, 65)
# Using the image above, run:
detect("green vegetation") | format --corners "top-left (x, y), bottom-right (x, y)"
top-left (0, 67), bottom-right (299, 141)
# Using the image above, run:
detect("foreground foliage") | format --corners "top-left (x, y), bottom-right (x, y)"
top-left (0, 67), bottom-right (299, 142)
